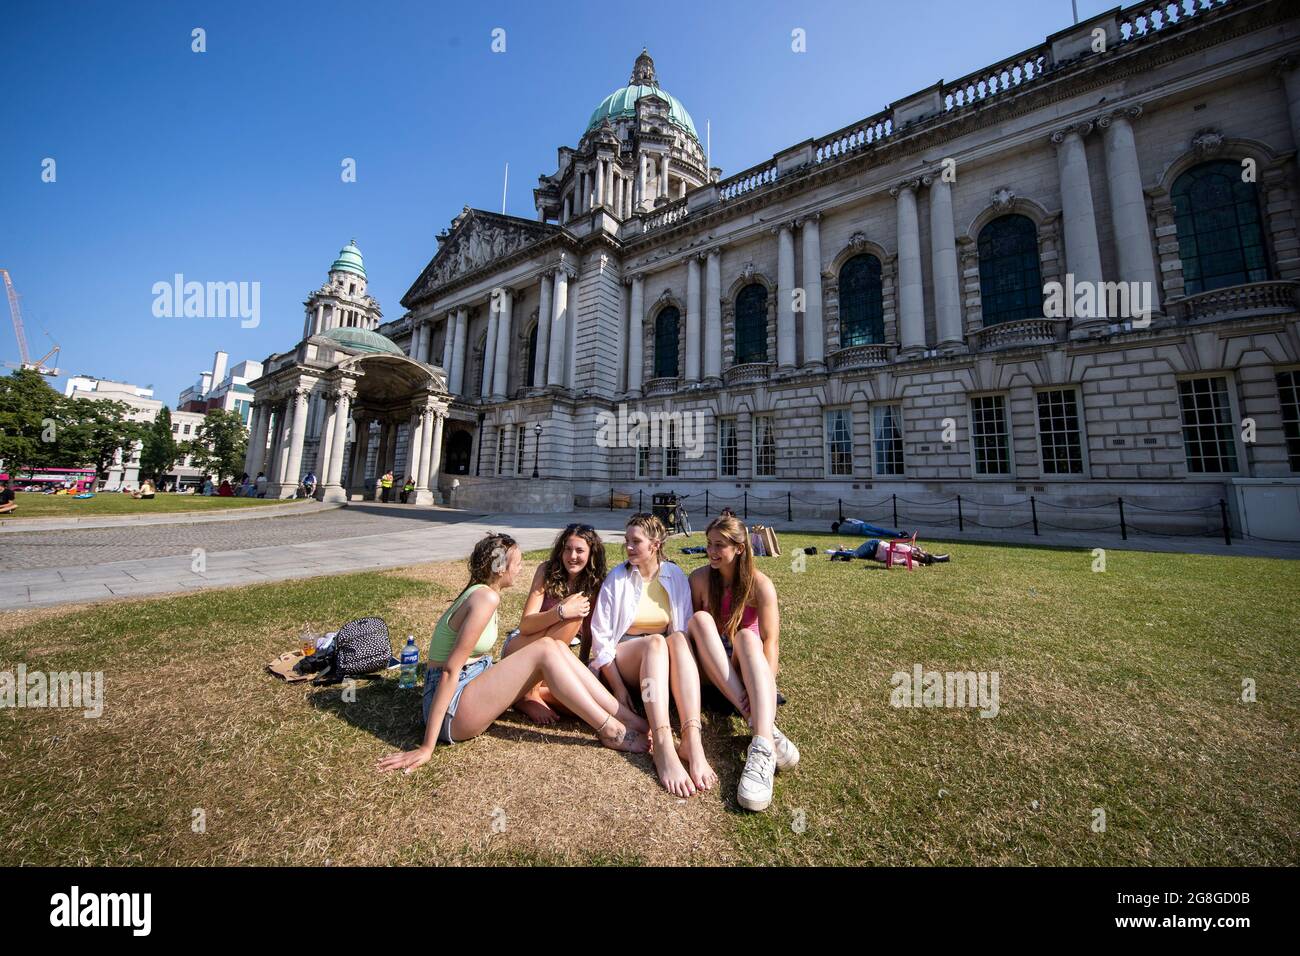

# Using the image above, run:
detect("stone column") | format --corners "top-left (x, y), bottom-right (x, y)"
top-left (416, 406), bottom-right (434, 492)
top-left (244, 402), bottom-right (267, 476)
top-left (481, 304), bottom-right (499, 400)
top-left (322, 388), bottom-right (353, 501)
top-left (627, 274), bottom-right (644, 396)
top-left (451, 308), bottom-right (468, 394)
top-left (279, 387), bottom-right (309, 498)
top-left (660, 156), bottom-right (669, 197)
top-left (316, 393), bottom-right (336, 495)
top-left (704, 249), bottom-right (722, 383)
top-left (685, 255), bottom-right (702, 383)
top-left (407, 409), bottom-right (425, 492)
top-left (442, 312), bottom-right (454, 371)
top-left (275, 401), bottom-right (294, 488)
top-left (562, 195), bottom-right (571, 222)
top-left (892, 179), bottom-right (926, 353)
top-left (566, 276), bottom-right (577, 389)
top-left (596, 160), bottom-right (606, 207)
top-left (492, 287), bottom-right (513, 399)
top-left (776, 222), bottom-right (797, 370)
top-left (1053, 123), bottom-right (1106, 328)
top-left (801, 213), bottom-right (826, 367)
top-left (534, 272), bottom-right (553, 389)
top-left (547, 267), bottom-right (569, 387)
top-left (1100, 107), bottom-right (1159, 310)
top-left (425, 412), bottom-right (445, 497)
top-left (926, 176), bottom-right (964, 348)
top-left (314, 304), bottom-right (324, 335)
top-left (348, 417), bottom-right (370, 495)
top-left (638, 153), bottom-right (647, 209)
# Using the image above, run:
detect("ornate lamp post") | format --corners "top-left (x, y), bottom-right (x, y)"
top-left (532, 422), bottom-right (542, 479)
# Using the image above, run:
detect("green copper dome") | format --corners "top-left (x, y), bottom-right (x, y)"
top-left (330, 239), bottom-right (366, 279)
top-left (318, 325), bottom-right (403, 356)
top-left (585, 51), bottom-right (698, 140)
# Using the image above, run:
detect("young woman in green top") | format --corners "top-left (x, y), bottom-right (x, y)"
top-left (377, 533), bottom-right (648, 775)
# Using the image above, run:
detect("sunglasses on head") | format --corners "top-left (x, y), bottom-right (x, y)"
top-left (564, 523), bottom-right (596, 534)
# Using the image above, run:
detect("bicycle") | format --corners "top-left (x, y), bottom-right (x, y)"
top-left (676, 500), bottom-right (693, 536)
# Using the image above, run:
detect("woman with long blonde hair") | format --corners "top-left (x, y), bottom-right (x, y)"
top-left (589, 513), bottom-right (715, 797)
top-left (687, 515), bottom-right (799, 811)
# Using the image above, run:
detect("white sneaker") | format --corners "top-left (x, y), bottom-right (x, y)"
top-left (771, 725), bottom-right (800, 771)
top-left (737, 736), bottom-right (776, 811)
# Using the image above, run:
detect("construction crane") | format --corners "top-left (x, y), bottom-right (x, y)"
top-left (2, 269), bottom-right (61, 377)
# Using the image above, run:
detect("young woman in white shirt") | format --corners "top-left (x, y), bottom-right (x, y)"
top-left (589, 513), bottom-right (716, 797)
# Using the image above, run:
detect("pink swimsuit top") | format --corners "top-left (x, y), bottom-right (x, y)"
top-left (719, 587), bottom-right (759, 638)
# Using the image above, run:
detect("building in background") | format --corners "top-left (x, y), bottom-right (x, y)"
top-left (248, 1), bottom-right (1300, 538)
top-left (63, 375), bottom-right (162, 490)
top-left (179, 350), bottom-right (262, 427)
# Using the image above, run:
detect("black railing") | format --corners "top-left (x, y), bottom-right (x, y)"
top-left (606, 488), bottom-right (1241, 544)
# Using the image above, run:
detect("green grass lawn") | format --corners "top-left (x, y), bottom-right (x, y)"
top-left (0, 491), bottom-right (309, 519)
top-left (0, 534), bottom-right (1296, 866)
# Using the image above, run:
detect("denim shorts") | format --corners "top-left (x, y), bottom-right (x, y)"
top-left (422, 656), bottom-right (493, 744)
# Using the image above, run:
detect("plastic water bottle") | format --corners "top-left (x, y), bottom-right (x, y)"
top-left (399, 636), bottom-right (419, 689)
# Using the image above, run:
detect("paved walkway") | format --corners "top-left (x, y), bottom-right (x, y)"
top-left (0, 498), bottom-right (334, 533)
top-left (3, 504), bottom-right (1296, 612)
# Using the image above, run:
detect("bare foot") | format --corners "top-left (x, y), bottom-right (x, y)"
top-left (678, 730), bottom-right (718, 791)
top-left (515, 696), bottom-right (559, 726)
top-left (598, 717), bottom-right (650, 753)
top-left (615, 702), bottom-right (649, 735)
top-left (651, 734), bottom-right (697, 797)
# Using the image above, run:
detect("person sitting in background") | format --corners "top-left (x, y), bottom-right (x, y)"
top-left (0, 478), bottom-right (17, 514)
top-left (202, 477), bottom-right (214, 496)
top-left (302, 471), bottom-right (317, 498)
top-left (255, 472), bottom-right (267, 498)
top-left (132, 479), bottom-right (156, 500)
top-left (218, 479), bottom-right (233, 497)
top-left (831, 517), bottom-right (908, 539)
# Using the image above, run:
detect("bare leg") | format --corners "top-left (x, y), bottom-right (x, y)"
top-left (733, 628), bottom-right (776, 743)
top-left (667, 630), bottom-right (717, 791)
top-left (550, 644), bottom-right (648, 734)
top-left (688, 611), bottom-right (750, 719)
top-left (504, 617), bottom-right (583, 725)
top-left (451, 641), bottom-right (647, 752)
top-left (617, 636), bottom-right (696, 797)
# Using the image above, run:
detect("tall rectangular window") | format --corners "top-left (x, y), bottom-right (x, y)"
top-left (516, 427), bottom-right (526, 475)
top-left (970, 395), bottom-right (1012, 476)
top-left (665, 421), bottom-right (679, 478)
top-left (1036, 389), bottom-right (1084, 475)
top-left (1278, 370), bottom-right (1300, 473)
top-left (637, 444), bottom-right (649, 478)
top-left (1178, 376), bottom-right (1238, 473)
top-left (754, 415), bottom-right (776, 477)
top-left (825, 408), bottom-right (853, 477)
top-left (496, 429), bottom-right (506, 475)
top-left (719, 418), bottom-right (738, 477)
top-left (871, 404), bottom-right (904, 476)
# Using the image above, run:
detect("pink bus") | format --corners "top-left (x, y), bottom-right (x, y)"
top-left (0, 467), bottom-right (97, 493)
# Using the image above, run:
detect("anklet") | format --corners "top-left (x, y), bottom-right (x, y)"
top-left (652, 723), bottom-right (673, 740)
top-left (682, 717), bottom-right (702, 735)
top-left (597, 713), bottom-right (613, 734)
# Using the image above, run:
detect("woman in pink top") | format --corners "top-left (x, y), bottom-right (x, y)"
top-left (687, 515), bottom-right (801, 812)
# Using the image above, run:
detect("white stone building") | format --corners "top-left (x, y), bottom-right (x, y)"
top-left (248, 0), bottom-right (1300, 537)
top-left (63, 376), bottom-right (162, 490)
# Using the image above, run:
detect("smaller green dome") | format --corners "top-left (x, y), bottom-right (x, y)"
top-left (330, 239), bottom-right (366, 279)
top-left (318, 325), bottom-right (402, 356)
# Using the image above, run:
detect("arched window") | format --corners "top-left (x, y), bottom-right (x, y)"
top-left (526, 322), bottom-right (538, 388)
top-left (654, 306), bottom-right (680, 379)
top-left (838, 254), bottom-right (884, 346)
top-left (978, 214), bottom-right (1043, 326)
top-left (1172, 160), bottom-right (1270, 295)
top-left (734, 284), bottom-right (767, 364)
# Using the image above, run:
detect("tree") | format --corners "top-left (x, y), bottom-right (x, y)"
top-left (0, 369), bottom-right (62, 477)
top-left (186, 408), bottom-right (247, 482)
top-left (57, 397), bottom-right (147, 486)
top-left (140, 406), bottom-right (180, 483)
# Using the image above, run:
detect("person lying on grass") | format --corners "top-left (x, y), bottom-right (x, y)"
top-left (687, 514), bottom-right (800, 812)
top-left (376, 533), bottom-right (648, 775)
top-left (502, 523), bottom-right (617, 727)
top-left (589, 512), bottom-right (716, 797)
top-left (832, 538), bottom-right (950, 565)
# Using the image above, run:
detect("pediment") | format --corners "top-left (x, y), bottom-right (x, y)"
top-left (402, 209), bottom-right (558, 306)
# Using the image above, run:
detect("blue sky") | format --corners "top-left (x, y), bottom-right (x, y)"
top-left (2, 0), bottom-right (1114, 405)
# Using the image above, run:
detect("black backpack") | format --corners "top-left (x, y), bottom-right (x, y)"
top-left (312, 617), bottom-right (396, 685)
